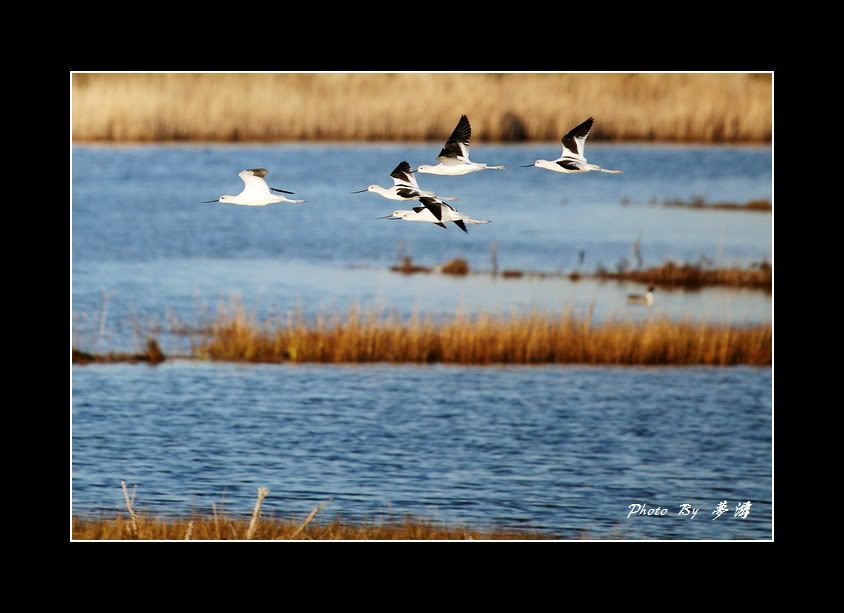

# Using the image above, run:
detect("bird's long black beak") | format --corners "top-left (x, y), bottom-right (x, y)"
top-left (520, 164), bottom-right (534, 167)
top-left (352, 189), bottom-right (368, 194)
top-left (202, 199), bottom-right (219, 203)
top-left (271, 187), bottom-right (295, 194)
top-left (377, 215), bottom-right (398, 219)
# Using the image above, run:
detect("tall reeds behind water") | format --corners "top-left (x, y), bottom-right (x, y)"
top-left (195, 304), bottom-right (771, 366)
top-left (72, 73), bottom-right (771, 143)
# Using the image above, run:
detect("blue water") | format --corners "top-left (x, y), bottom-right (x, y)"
top-left (72, 361), bottom-right (772, 539)
top-left (72, 144), bottom-right (772, 353)
top-left (71, 144), bottom-right (773, 539)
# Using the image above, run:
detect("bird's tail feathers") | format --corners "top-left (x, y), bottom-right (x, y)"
top-left (462, 217), bottom-right (491, 225)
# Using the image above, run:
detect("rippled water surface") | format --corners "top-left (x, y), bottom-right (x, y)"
top-left (73, 362), bottom-right (771, 539)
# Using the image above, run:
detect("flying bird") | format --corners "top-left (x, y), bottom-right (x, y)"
top-left (352, 161), bottom-right (457, 201)
top-left (203, 169), bottom-right (305, 206)
top-left (378, 196), bottom-right (491, 233)
top-left (416, 115), bottom-right (506, 176)
top-left (522, 118), bottom-right (623, 174)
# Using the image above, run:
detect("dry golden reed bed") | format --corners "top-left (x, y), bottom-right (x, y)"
top-left (196, 306), bottom-right (771, 366)
top-left (72, 516), bottom-right (553, 540)
top-left (72, 73), bottom-right (771, 143)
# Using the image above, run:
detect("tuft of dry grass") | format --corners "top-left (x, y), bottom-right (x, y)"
top-left (194, 304), bottom-right (771, 366)
top-left (390, 255), bottom-right (431, 275)
top-left (71, 73), bottom-right (772, 143)
top-left (595, 261), bottom-right (772, 291)
top-left (440, 258), bottom-right (469, 275)
top-left (71, 515), bottom-right (555, 540)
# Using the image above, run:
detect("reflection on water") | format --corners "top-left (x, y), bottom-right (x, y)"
top-left (73, 362), bottom-right (771, 539)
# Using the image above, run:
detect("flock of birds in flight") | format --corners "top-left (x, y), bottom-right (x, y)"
top-left (203, 115), bottom-right (623, 233)
top-left (203, 115), bottom-right (651, 305)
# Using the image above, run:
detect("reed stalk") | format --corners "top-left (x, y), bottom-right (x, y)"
top-left (120, 480), bottom-right (138, 537)
top-left (246, 487), bottom-right (269, 540)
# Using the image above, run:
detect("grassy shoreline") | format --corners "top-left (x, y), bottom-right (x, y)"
top-left (72, 515), bottom-right (557, 540)
top-left (72, 74), bottom-right (771, 144)
top-left (72, 482), bottom-right (556, 540)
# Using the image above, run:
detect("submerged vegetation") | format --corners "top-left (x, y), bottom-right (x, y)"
top-left (72, 73), bottom-right (771, 143)
top-left (193, 305), bottom-right (771, 366)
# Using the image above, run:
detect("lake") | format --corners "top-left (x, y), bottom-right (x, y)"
top-left (72, 361), bottom-right (771, 539)
top-left (71, 144), bottom-right (773, 539)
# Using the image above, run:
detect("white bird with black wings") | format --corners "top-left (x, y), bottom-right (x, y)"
top-left (416, 115), bottom-right (506, 176)
top-left (352, 161), bottom-right (457, 201)
top-left (378, 196), bottom-right (491, 233)
top-left (203, 168), bottom-right (306, 206)
top-left (522, 117), bottom-right (623, 174)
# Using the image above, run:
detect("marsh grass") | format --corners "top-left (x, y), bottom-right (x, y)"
top-left (390, 255), bottom-right (431, 275)
top-left (72, 338), bottom-right (165, 365)
top-left (71, 515), bottom-right (555, 540)
top-left (195, 303), bottom-right (771, 366)
top-left (73, 482), bottom-right (557, 540)
top-left (596, 261), bottom-right (772, 291)
top-left (663, 198), bottom-right (772, 212)
top-left (72, 73), bottom-right (771, 143)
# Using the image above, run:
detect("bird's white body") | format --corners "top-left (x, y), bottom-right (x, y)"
top-left (209, 169), bottom-right (305, 206)
top-left (627, 289), bottom-right (654, 306)
top-left (367, 185), bottom-right (422, 201)
top-left (528, 118), bottom-right (622, 175)
top-left (395, 208), bottom-right (445, 223)
top-left (417, 162), bottom-right (505, 176)
top-left (533, 159), bottom-right (616, 174)
top-left (386, 207), bottom-right (491, 227)
top-left (224, 193), bottom-right (303, 206)
top-left (417, 115), bottom-right (506, 176)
